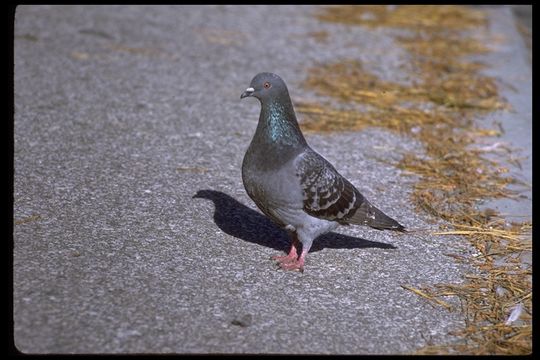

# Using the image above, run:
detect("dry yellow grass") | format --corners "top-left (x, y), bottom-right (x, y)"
top-left (298, 5), bottom-right (531, 355)
top-left (316, 5), bottom-right (487, 30)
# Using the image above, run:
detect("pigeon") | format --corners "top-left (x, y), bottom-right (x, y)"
top-left (240, 72), bottom-right (405, 272)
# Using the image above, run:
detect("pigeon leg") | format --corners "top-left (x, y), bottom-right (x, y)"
top-left (278, 232), bottom-right (314, 272)
top-left (278, 245), bottom-right (309, 272)
top-left (271, 233), bottom-right (300, 264)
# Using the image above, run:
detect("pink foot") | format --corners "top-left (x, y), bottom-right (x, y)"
top-left (271, 234), bottom-right (307, 272)
top-left (271, 253), bottom-right (297, 264)
top-left (271, 235), bottom-right (300, 265)
top-left (278, 258), bottom-right (305, 272)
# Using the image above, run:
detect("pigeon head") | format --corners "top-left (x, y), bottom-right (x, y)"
top-left (240, 72), bottom-right (290, 102)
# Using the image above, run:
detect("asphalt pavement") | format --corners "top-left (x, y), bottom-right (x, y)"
top-left (13, 5), bottom-right (531, 354)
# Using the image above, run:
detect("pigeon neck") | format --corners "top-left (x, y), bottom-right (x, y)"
top-left (258, 98), bottom-right (307, 148)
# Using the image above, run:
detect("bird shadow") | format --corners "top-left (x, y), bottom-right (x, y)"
top-left (193, 189), bottom-right (396, 253)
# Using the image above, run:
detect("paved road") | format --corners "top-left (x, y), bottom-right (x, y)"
top-left (13, 5), bottom-right (531, 354)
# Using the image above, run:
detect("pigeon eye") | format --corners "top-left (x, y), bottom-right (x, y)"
top-left (263, 82), bottom-right (271, 89)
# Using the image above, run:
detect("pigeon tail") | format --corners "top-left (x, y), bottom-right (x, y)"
top-left (346, 200), bottom-right (406, 232)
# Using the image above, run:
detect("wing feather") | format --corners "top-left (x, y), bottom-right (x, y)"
top-left (296, 149), bottom-right (405, 231)
top-left (297, 150), bottom-right (363, 223)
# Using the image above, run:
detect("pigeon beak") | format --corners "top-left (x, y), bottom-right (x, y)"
top-left (240, 87), bottom-right (255, 99)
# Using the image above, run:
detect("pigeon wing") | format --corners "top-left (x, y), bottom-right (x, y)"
top-left (297, 150), bottom-right (405, 231)
top-left (296, 150), bottom-right (363, 224)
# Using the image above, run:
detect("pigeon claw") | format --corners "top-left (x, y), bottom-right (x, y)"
top-left (277, 260), bottom-right (304, 273)
top-left (271, 254), bottom-right (297, 264)
top-left (272, 255), bottom-right (305, 272)
top-left (271, 246), bottom-right (305, 272)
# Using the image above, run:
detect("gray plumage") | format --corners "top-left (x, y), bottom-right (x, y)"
top-left (241, 72), bottom-right (405, 271)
